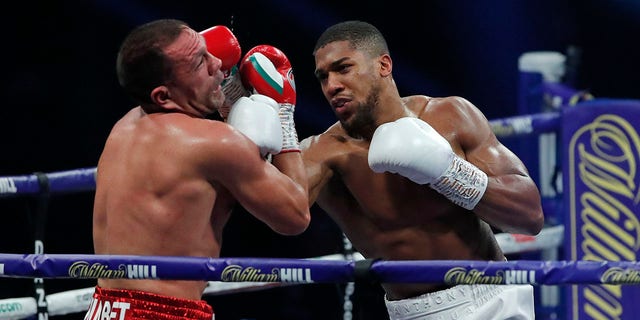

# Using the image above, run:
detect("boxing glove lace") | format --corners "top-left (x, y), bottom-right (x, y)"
top-left (368, 117), bottom-right (488, 210)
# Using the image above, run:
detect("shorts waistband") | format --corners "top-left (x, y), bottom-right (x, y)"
top-left (85, 286), bottom-right (214, 320)
top-left (385, 285), bottom-right (506, 320)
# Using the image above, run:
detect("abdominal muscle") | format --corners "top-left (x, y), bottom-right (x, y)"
top-left (318, 163), bottom-right (502, 300)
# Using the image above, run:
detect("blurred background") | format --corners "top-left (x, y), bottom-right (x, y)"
top-left (1, 0), bottom-right (639, 319)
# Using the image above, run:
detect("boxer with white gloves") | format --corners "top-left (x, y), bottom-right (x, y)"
top-left (200, 25), bottom-right (249, 118)
top-left (368, 117), bottom-right (488, 210)
top-left (239, 45), bottom-right (300, 153)
top-left (304, 20), bottom-right (543, 320)
top-left (227, 94), bottom-right (283, 157)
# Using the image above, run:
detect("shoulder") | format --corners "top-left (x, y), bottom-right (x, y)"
top-left (418, 96), bottom-right (494, 150)
top-left (423, 95), bottom-right (476, 113)
top-left (417, 95), bottom-right (489, 125)
top-left (300, 121), bottom-right (362, 164)
top-left (301, 121), bottom-right (346, 150)
top-left (153, 114), bottom-right (254, 155)
top-left (111, 107), bottom-right (143, 130)
top-left (173, 117), bottom-right (268, 174)
top-left (404, 95), bottom-right (476, 117)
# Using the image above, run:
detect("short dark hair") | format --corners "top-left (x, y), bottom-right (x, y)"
top-left (313, 20), bottom-right (389, 57)
top-left (116, 19), bottom-right (188, 106)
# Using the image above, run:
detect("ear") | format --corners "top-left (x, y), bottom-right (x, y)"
top-left (379, 54), bottom-right (392, 77)
top-left (150, 86), bottom-right (171, 106)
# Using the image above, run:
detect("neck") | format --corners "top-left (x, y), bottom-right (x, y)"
top-left (376, 98), bottom-right (412, 124)
top-left (357, 98), bottom-right (411, 141)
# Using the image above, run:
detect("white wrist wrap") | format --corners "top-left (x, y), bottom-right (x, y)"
top-left (430, 156), bottom-right (488, 210)
top-left (279, 103), bottom-right (300, 153)
top-left (220, 66), bottom-right (249, 119)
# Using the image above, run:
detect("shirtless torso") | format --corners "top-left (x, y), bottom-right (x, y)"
top-left (302, 95), bottom-right (535, 300)
top-left (94, 106), bottom-right (309, 300)
top-left (90, 19), bottom-right (310, 317)
top-left (93, 108), bottom-right (231, 299)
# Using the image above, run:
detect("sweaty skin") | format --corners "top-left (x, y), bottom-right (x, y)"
top-left (303, 40), bottom-right (543, 300)
top-left (93, 26), bottom-right (309, 301)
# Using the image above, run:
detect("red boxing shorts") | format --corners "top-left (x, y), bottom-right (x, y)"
top-left (84, 286), bottom-right (214, 320)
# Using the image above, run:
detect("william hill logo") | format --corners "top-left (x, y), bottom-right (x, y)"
top-left (568, 113), bottom-right (640, 319)
top-left (221, 265), bottom-right (314, 283)
top-left (601, 267), bottom-right (640, 284)
top-left (444, 267), bottom-right (536, 285)
top-left (68, 261), bottom-right (158, 279)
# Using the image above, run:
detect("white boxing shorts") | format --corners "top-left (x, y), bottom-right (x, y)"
top-left (385, 284), bottom-right (534, 320)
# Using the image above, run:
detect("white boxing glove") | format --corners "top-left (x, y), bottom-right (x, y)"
top-left (227, 94), bottom-right (283, 157)
top-left (240, 45), bottom-right (300, 152)
top-left (368, 117), bottom-right (488, 210)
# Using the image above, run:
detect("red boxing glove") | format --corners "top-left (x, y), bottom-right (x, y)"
top-left (199, 25), bottom-right (249, 119)
top-left (239, 45), bottom-right (299, 152)
top-left (239, 45), bottom-right (296, 105)
top-left (200, 25), bottom-right (241, 73)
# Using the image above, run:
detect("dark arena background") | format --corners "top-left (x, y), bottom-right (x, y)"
top-left (1, 0), bottom-right (640, 319)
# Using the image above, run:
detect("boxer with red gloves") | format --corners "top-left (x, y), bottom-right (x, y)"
top-left (200, 25), bottom-right (249, 119)
top-left (239, 45), bottom-right (300, 153)
top-left (88, 19), bottom-right (310, 320)
top-left (200, 29), bottom-right (298, 157)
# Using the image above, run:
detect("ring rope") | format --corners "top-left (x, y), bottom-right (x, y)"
top-left (1, 252), bottom-right (639, 319)
top-left (0, 253), bottom-right (350, 319)
top-left (1, 253), bottom-right (639, 286)
top-left (0, 111), bottom-right (562, 199)
top-left (0, 225), bottom-right (563, 320)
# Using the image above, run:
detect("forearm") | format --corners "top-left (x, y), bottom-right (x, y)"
top-left (272, 152), bottom-right (308, 196)
top-left (473, 174), bottom-right (544, 235)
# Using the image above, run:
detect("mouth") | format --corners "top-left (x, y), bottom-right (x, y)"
top-left (331, 97), bottom-right (350, 112)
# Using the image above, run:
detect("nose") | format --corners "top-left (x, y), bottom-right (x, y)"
top-left (207, 53), bottom-right (223, 76)
top-left (325, 73), bottom-right (343, 96)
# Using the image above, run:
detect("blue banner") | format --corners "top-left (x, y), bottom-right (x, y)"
top-left (563, 99), bottom-right (640, 319)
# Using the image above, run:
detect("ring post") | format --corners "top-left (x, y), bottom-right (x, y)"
top-left (518, 51), bottom-right (567, 318)
top-left (518, 51), bottom-right (566, 221)
top-left (33, 172), bottom-right (50, 320)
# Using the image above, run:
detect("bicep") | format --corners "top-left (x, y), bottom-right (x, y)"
top-left (215, 140), bottom-right (290, 211)
top-left (470, 139), bottom-right (530, 178)
top-left (300, 136), bottom-right (333, 205)
top-left (216, 141), bottom-right (310, 234)
top-left (456, 103), bottom-right (530, 178)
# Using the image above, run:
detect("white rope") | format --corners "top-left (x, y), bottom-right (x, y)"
top-left (495, 224), bottom-right (563, 254)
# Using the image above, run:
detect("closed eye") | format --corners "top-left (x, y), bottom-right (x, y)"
top-left (315, 71), bottom-right (327, 82)
top-left (337, 64), bottom-right (351, 74)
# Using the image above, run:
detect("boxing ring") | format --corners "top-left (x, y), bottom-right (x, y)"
top-left (1, 51), bottom-right (640, 319)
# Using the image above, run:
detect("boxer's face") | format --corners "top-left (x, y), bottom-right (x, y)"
top-left (163, 28), bottom-right (225, 117)
top-left (314, 40), bottom-right (382, 137)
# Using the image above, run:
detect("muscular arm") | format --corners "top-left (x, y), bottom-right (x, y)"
top-left (429, 97), bottom-right (544, 235)
top-left (207, 124), bottom-right (310, 235)
top-left (271, 152), bottom-right (308, 196)
top-left (300, 134), bottom-right (335, 206)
